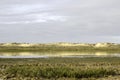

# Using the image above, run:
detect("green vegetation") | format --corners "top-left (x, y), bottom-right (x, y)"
top-left (0, 43), bottom-right (120, 79)
top-left (0, 42), bottom-right (120, 52)
top-left (0, 57), bottom-right (120, 80)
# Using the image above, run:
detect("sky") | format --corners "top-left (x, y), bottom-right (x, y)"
top-left (0, 0), bottom-right (120, 43)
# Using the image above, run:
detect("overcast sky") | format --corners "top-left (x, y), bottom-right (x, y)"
top-left (0, 0), bottom-right (120, 43)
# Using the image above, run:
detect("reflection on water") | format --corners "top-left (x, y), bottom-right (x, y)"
top-left (0, 52), bottom-right (120, 58)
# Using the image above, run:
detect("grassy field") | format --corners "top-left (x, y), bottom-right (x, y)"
top-left (0, 43), bottom-right (120, 52)
top-left (0, 57), bottom-right (120, 80)
top-left (1, 46), bottom-right (120, 53)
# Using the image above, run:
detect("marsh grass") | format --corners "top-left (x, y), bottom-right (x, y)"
top-left (5, 66), bottom-right (118, 79)
top-left (0, 45), bottom-right (120, 52)
top-left (0, 57), bottom-right (120, 79)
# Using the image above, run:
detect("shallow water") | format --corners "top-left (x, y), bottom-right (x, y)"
top-left (0, 52), bottom-right (120, 58)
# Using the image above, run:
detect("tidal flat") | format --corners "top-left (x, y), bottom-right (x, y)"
top-left (0, 57), bottom-right (120, 80)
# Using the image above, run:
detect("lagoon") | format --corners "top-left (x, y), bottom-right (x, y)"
top-left (0, 52), bottom-right (120, 58)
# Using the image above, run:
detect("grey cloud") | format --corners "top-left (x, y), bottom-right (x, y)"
top-left (0, 0), bottom-right (120, 43)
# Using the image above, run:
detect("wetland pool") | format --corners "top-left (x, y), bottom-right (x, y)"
top-left (0, 52), bottom-right (120, 58)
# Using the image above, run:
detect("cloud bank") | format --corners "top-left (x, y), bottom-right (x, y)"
top-left (0, 0), bottom-right (120, 43)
